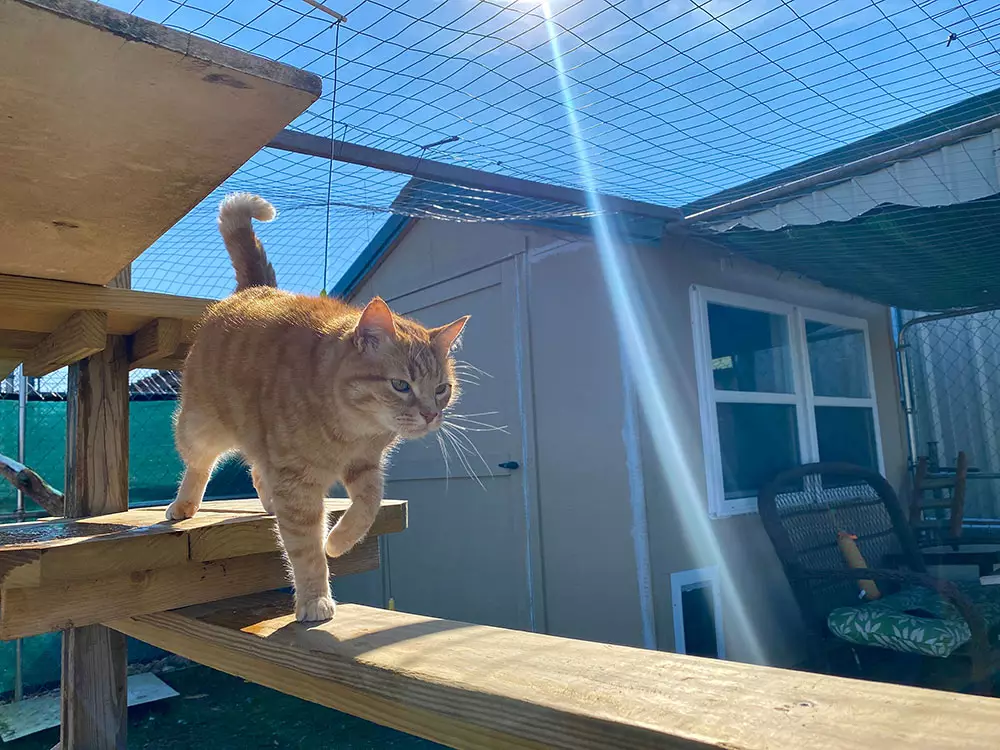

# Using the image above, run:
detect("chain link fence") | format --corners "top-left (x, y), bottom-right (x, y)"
top-left (898, 307), bottom-right (1000, 523)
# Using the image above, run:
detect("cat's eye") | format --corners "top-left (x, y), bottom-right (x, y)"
top-left (435, 383), bottom-right (450, 395)
top-left (391, 379), bottom-right (411, 393)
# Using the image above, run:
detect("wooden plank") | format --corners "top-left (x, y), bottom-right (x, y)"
top-left (1, 539), bottom-right (380, 640)
top-left (64, 337), bottom-right (129, 517)
top-left (0, 329), bottom-right (45, 356)
top-left (21, 310), bottom-right (108, 377)
top-left (0, 499), bottom-right (406, 589)
top-left (129, 318), bottom-right (183, 368)
top-left (137, 343), bottom-right (191, 373)
top-left (110, 592), bottom-right (1000, 750)
top-left (61, 625), bottom-right (127, 750)
top-left (0, 0), bottom-right (320, 285)
top-left (0, 673), bottom-right (178, 742)
top-left (0, 531), bottom-right (189, 590)
top-left (189, 499), bottom-right (408, 562)
top-left (0, 275), bottom-right (210, 336)
top-left (60, 300), bottom-right (131, 749)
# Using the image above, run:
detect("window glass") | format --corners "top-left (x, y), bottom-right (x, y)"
top-left (708, 303), bottom-right (793, 394)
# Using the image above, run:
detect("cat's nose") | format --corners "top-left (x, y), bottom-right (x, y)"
top-left (420, 410), bottom-right (439, 424)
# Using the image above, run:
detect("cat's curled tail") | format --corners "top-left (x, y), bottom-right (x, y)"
top-left (218, 193), bottom-right (278, 290)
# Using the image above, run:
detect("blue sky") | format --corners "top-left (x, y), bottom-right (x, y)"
top-left (92, 0), bottom-right (1000, 298)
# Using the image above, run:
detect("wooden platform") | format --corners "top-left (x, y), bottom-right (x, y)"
top-left (0, 499), bottom-right (406, 639)
top-left (0, 274), bottom-right (214, 378)
top-left (0, 0), bottom-right (321, 286)
top-left (111, 592), bottom-right (1000, 750)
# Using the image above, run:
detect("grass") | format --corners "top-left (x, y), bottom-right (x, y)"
top-left (6, 664), bottom-right (444, 749)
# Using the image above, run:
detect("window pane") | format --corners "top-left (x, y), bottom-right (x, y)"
top-left (805, 320), bottom-right (870, 398)
top-left (816, 406), bottom-right (879, 470)
top-left (707, 303), bottom-right (793, 393)
top-left (717, 403), bottom-right (800, 498)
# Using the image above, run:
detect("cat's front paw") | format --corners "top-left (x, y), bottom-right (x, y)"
top-left (296, 596), bottom-right (336, 622)
top-left (165, 500), bottom-right (197, 521)
top-left (324, 530), bottom-right (356, 558)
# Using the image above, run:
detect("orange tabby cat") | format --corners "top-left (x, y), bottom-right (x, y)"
top-left (167, 193), bottom-right (468, 621)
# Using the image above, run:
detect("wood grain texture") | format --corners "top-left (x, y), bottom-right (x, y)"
top-left (128, 318), bottom-right (183, 368)
top-left (0, 275), bottom-right (210, 336)
top-left (111, 592), bottom-right (1000, 750)
top-left (1, 540), bottom-right (379, 639)
top-left (22, 310), bottom-right (108, 377)
top-left (61, 625), bottom-right (126, 750)
top-left (0, 0), bottom-right (320, 285)
top-left (189, 500), bottom-right (407, 562)
top-left (0, 499), bottom-right (406, 588)
top-left (64, 338), bottom-right (129, 516)
top-left (62, 316), bottom-right (131, 748)
top-left (0, 500), bottom-right (404, 638)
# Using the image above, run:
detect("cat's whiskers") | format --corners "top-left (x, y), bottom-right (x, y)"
top-left (436, 433), bottom-right (451, 489)
top-left (440, 425), bottom-right (485, 490)
top-left (453, 360), bottom-right (494, 379)
top-left (441, 423), bottom-right (493, 480)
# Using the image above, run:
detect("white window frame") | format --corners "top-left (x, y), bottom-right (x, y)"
top-left (691, 285), bottom-right (884, 519)
top-left (671, 566), bottom-right (725, 659)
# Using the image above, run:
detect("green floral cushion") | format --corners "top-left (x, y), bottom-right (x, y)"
top-left (827, 583), bottom-right (1000, 658)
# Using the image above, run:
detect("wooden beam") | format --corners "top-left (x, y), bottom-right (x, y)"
top-left (21, 310), bottom-right (107, 377)
top-left (0, 275), bottom-right (210, 336)
top-left (128, 318), bottom-right (183, 368)
top-left (134, 342), bottom-right (191, 373)
top-left (188, 500), bottom-right (407, 562)
top-left (0, 498), bottom-right (407, 590)
top-left (111, 592), bottom-right (1000, 750)
top-left (2, 540), bottom-right (380, 640)
top-left (268, 130), bottom-right (683, 223)
top-left (61, 293), bottom-right (130, 749)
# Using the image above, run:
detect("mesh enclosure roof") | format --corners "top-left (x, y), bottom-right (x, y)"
top-left (699, 193), bottom-right (1000, 312)
top-left (78, 0), bottom-right (1000, 309)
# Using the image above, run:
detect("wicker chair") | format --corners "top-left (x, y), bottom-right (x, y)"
top-left (758, 462), bottom-right (1000, 694)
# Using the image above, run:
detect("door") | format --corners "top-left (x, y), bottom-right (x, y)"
top-left (379, 259), bottom-right (540, 631)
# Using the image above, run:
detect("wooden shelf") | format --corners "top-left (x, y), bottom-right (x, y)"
top-left (0, 0), bottom-right (321, 285)
top-left (111, 591), bottom-right (1000, 750)
top-left (0, 274), bottom-right (215, 375)
top-left (0, 498), bottom-right (407, 639)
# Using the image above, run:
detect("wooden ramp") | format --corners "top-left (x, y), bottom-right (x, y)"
top-left (0, 499), bottom-right (406, 639)
top-left (111, 592), bottom-right (1000, 750)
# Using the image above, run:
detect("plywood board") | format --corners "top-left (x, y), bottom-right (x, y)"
top-left (0, 0), bottom-right (321, 284)
top-left (112, 592), bottom-right (1000, 750)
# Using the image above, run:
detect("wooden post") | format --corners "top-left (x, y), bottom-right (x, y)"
top-left (60, 267), bottom-right (131, 750)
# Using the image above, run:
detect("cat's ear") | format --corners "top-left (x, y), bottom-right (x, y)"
top-left (430, 315), bottom-right (470, 356)
top-left (354, 297), bottom-right (396, 352)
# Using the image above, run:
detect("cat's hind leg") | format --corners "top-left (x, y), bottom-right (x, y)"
top-left (165, 407), bottom-right (226, 521)
top-left (251, 464), bottom-right (274, 514)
